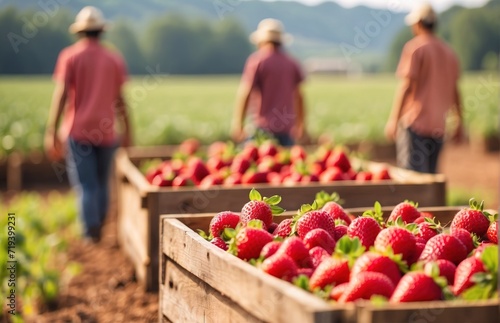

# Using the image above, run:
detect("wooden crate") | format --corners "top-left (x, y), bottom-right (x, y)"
top-left (114, 147), bottom-right (446, 291)
top-left (159, 211), bottom-right (499, 323)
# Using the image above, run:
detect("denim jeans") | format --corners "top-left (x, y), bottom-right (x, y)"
top-left (396, 127), bottom-right (443, 174)
top-left (250, 128), bottom-right (295, 147)
top-left (66, 138), bottom-right (117, 238)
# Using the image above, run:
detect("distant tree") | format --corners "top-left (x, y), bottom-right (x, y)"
top-left (105, 20), bottom-right (146, 74)
top-left (384, 27), bottom-right (412, 72)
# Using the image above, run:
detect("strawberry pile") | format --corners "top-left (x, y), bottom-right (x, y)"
top-left (201, 191), bottom-right (499, 303)
top-left (142, 139), bottom-right (391, 188)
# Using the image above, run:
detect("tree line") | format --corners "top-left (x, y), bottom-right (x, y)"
top-left (0, 7), bottom-right (252, 75)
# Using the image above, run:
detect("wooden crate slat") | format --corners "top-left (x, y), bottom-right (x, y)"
top-left (162, 260), bottom-right (264, 323)
top-left (161, 218), bottom-right (353, 323)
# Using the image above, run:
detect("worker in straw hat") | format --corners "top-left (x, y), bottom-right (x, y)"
top-left (231, 18), bottom-right (307, 146)
top-left (385, 3), bottom-right (464, 174)
top-left (45, 6), bottom-right (132, 243)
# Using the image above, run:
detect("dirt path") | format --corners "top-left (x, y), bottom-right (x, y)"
top-left (32, 142), bottom-right (498, 323)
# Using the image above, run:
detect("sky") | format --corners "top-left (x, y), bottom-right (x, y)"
top-left (270, 0), bottom-right (491, 12)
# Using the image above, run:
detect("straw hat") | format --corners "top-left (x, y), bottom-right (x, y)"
top-left (69, 6), bottom-right (107, 34)
top-left (405, 3), bottom-right (437, 26)
top-left (249, 18), bottom-right (293, 45)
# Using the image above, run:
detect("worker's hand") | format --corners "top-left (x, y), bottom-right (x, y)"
top-left (384, 119), bottom-right (398, 142)
top-left (231, 124), bottom-right (246, 143)
top-left (451, 122), bottom-right (465, 144)
top-left (44, 129), bottom-right (65, 161)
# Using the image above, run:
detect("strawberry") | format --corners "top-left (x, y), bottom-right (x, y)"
top-left (333, 224), bottom-right (348, 241)
top-left (355, 171), bottom-right (372, 181)
top-left (258, 140), bottom-right (278, 158)
top-left (338, 271), bottom-right (395, 303)
top-left (261, 253), bottom-right (298, 282)
top-left (206, 141), bottom-right (227, 158)
top-left (230, 155), bottom-right (251, 175)
top-left (325, 149), bottom-right (351, 173)
top-left (350, 252), bottom-right (402, 286)
top-left (419, 234), bottom-right (468, 265)
top-left (240, 142), bottom-right (259, 162)
top-left (242, 170), bottom-right (268, 184)
top-left (277, 237), bottom-right (311, 267)
top-left (260, 241), bottom-right (282, 259)
top-left (172, 174), bottom-right (194, 187)
top-left (266, 172), bottom-right (282, 185)
top-left (388, 201), bottom-right (420, 224)
top-left (374, 226), bottom-right (416, 263)
top-left (309, 257), bottom-right (350, 291)
top-left (486, 220), bottom-right (498, 244)
top-left (206, 156), bottom-right (228, 173)
top-left (257, 155), bottom-right (282, 173)
top-left (210, 237), bottom-right (228, 250)
top-left (303, 228), bottom-right (336, 254)
top-left (240, 189), bottom-right (284, 228)
top-left (209, 211), bottom-right (241, 238)
top-left (372, 167), bottom-right (391, 181)
top-left (232, 225), bottom-right (273, 261)
top-left (330, 282), bottom-right (349, 301)
top-left (297, 267), bottom-right (314, 278)
top-left (178, 138), bottom-right (200, 155)
top-left (199, 173), bottom-right (224, 188)
top-left (319, 167), bottom-right (344, 182)
top-left (416, 217), bottom-right (442, 242)
top-left (450, 199), bottom-right (490, 237)
top-left (309, 246), bottom-right (330, 268)
top-left (224, 173), bottom-right (242, 185)
top-left (424, 259), bottom-right (456, 286)
top-left (408, 237), bottom-right (426, 265)
top-left (273, 218), bottom-right (293, 238)
top-left (151, 171), bottom-right (175, 187)
top-left (453, 256), bottom-right (486, 295)
top-left (450, 227), bottom-right (475, 254)
top-left (322, 201), bottom-right (351, 225)
top-left (295, 210), bottom-right (336, 239)
top-left (390, 272), bottom-right (443, 302)
top-left (184, 157), bottom-right (210, 184)
top-left (347, 216), bottom-right (381, 249)
top-left (290, 145), bottom-right (307, 162)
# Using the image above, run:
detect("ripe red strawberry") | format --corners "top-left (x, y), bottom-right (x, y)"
top-left (388, 201), bottom-right (420, 224)
top-left (210, 237), bottom-right (228, 250)
top-left (209, 211), bottom-right (241, 238)
top-left (199, 173), bottom-right (224, 188)
top-left (273, 218), bottom-right (293, 238)
top-left (338, 271), bottom-right (395, 303)
top-left (185, 157), bottom-right (210, 183)
top-left (390, 272), bottom-right (443, 302)
top-left (260, 241), bottom-right (282, 259)
top-left (309, 246), bottom-right (330, 268)
top-left (347, 216), bottom-right (381, 249)
top-left (372, 168), bottom-right (391, 181)
top-left (419, 234), bottom-right (468, 265)
top-left (230, 155), bottom-right (251, 175)
top-left (242, 170), bottom-right (268, 184)
top-left (407, 237), bottom-right (426, 265)
top-left (416, 217), bottom-right (442, 242)
top-left (224, 173), bottom-right (242, 185)
top-left (319, 167), bottom-right (344, 182)
top-left (297, 267), bottom-right (314, 278)
top-left (325, 149), bottom-right (351, 173)
top-left (450, 227), bottom-right (475, 254)
top-left (295, 210), bottom-right (336, 239)
top-left (374, 226), bottom-right (416, 263)
top-left (350, 252), bottom-right (402, 286)
top-left (258, 140), bottom-right (278, 158)
top-left (333, 224), bottom-right (348, 241)
top-left (453, 256), bottom-right (486, 295)
top-left (172, 174), bottom-right (194, 187)
top-left (450, 199), bottom-right (490, 237)
top-left (277, 237), bottom-right (311, 267)
top-left (303, 228), bottom-right (336, 254)
top-left (355, 171), bottom-right (372, 181)
top-left (240, 142), bottom-right (259, 161)
top-left (330, 282), bottom-right (349, 301)
top-left (232, 226), bottom-right (273, 261)
top-left (240, 189), bottom-right (283, 228)
top-left (322, 201), bottom-right (351, 225)
top-left (424, 259), bottom-right (457, 286)
top-left (486, 221), bottom-right (498, 244)
top-left (290, 145), bottom-right (307, 162)
top-left (261, 253), bottom-right (298, 282)
top-left (309, 258), bottom-right (350, 291)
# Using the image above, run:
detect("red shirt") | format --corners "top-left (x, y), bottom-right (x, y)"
top-left (53, 38), bottom-right (127, 146)
top-left (397, 34), bottom-right (460, 137)
top-left (241, 47), bottom-right (304, 135)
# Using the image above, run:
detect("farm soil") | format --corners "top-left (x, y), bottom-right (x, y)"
top-left (33, 142), bottom-right (498, 323)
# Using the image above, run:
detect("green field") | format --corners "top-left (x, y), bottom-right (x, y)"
top-left (0, 73), bottom-right (498, 156)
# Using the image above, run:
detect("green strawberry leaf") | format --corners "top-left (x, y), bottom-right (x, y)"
top-left (197, 229), bottom-right (211, 240)
top-left (363, 201), bottom-right (385, 226)
top-left (469, 198), bottom-right (484, 212)
top-left (270, 205), bottom-right (285, 215)
top-left (470, 272), bottom-right (492, 284)
top-left (223, 228), bottom-right (236, 239)
top-left (264, 195), bottom-right (282, 206)
top-left (299, 203), bottom-right (313, 216)
top-left (404, 200), bottom-right (418, 208)
top-left (247, 219), bottom-right (264, 229)
top-left (481, 245), bottom-right (499, 274)
top-left (249, 188), bottom-right (262, 201)
top-left (293, 274), bottom-right (310, 291)
top-left (461, 283), bottom-right (494, 300)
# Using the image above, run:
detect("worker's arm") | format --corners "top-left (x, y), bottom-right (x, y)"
top-left (116, 91), bottom-right (133, 147)
top-left (293, 85), bottom-right (306, 141)
top-left (385, 77), bottom-right (413, 141)
top-left (44, 81), bottom-right (67, 160)
top-left (451, 83), bottom-right (465, 143)
top-left (231, 82), bottom-right (252, 142)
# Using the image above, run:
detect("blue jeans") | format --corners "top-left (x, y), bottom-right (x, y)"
top-left (250, 128), bottom-right (295, 147)
top-left (66, 138), bottom-right (117, 238)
